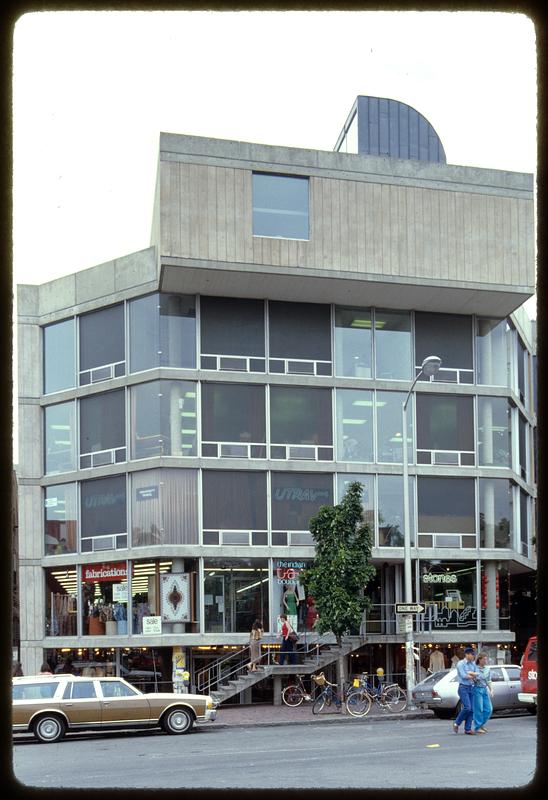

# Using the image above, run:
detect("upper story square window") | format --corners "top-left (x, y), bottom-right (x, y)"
top-left (252, 173), bottom-right (309, 240)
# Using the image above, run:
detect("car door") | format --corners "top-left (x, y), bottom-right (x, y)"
top-left (488, 667), bottom-right (506, 709)
top-left (502, 666), bottom-right (522, 708)
top-left (61, 680), bottom-right (102, 726)
top-left (98, 679), bottom-right (151, 724)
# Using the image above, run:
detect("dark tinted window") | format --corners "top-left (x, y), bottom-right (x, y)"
top-left (269, 302), bottom-right (331, 361)
top-left (80, 390), bottom-right (125, 455)
top-left (271, 473), bottom-right (333, 530)
top-left (129, 293), bottom-right (196, 372)
top-left (81, 475), bottom-right (127, 537)
top-left (202, 383), bottom-right (265, 443)
top-left (200, 296), bottom-right (265, 357)
top-left (416, 394), bottom-right (474, 452)
top-left (202, 471), bottom-right (267, 530)
top-left (415, 312), bottom-right (472, 370)
top-left (270, 386), bottom-right (332, 445)
top-left (43, 319), bottom-right (76, 393)
top-left (253, 173), bottom-right (309, 239)
top-left (70, 681), bottom-right (97, 699)
top-left (418, 477), bottom-right (475, 533)
top-left (80, 304), bottom-right (125, 371)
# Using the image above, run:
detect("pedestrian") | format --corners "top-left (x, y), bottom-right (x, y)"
top-left (39, 662), bottom-right (53, 675)
top-left (248, 619), bottom-right (263, 672)
top-left (453, 646), bottom-right (479, 735)
top-left (279, 614), bottom-right (297, 666)
top-left (473, 651), bottom-right (493, 734)
top-left (12, 661), bottom-right (23, 677)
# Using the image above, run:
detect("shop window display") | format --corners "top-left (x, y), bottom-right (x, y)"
top-left (131, 559), bottom-right (173, 634)
top-left (418, 561), bottom-right (477, 631)
top-left (45, 567), bottom-right (77, 637)
top-left (81, 562), bottom-right (129, 636)
top-left (204, 559), bottom-right (269, 634)
top-left (272, 559), bottom-right (316, 633)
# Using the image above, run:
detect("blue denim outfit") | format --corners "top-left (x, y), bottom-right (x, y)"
top-left (454, 658), bottom-right (477, 731)
top-left (473, 665), bottom-right (493, 730)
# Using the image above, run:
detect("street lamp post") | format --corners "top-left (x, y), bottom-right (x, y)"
top-left (402, 355), bottom-right (442, 709)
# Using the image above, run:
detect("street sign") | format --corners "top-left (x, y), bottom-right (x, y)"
top-left (395, 603), bottom-right (425, 614)
top-left (397, 615), bottom-right (413, 634)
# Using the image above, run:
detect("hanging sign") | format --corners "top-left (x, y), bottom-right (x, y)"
top-left (82, 562), bottom-right (127, 582)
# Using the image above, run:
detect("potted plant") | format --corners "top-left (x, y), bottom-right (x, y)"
top-left (113, 602), bottom-right (128, 635)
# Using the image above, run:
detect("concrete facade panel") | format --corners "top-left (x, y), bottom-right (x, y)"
top-left (113, 247), bottom-right (158, 291)
top-left (18, 404), bottom-right (42, 479)
top-left (17, 322), bottom-right (41, 398)
top-left (38, 274), bottom-right (76, 316)
top-left (18, 484), bottom-right (43, 560)
top-left (75, 260), bottom-right (116, 304)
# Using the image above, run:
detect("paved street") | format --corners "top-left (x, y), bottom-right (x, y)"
top-left (13, 712), bottom-right (536, 789)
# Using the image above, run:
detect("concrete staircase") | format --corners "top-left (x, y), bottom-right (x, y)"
top-left (209, 636), bottom-right (363, 705)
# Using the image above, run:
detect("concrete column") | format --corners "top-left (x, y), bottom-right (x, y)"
top-left (483, 479), bottom-right (496, 548)
top-left (484, 561), bottom-right (499, 630)
top-left (170, 558), bottom-right (185, 634)
top-left (273, 675), bottom-right (282, 706)
top-left (21, 644), bottom-right (43, 677)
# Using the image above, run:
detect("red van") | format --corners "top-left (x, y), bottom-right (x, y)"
top-left (518, 635), bottom-right (537, 713)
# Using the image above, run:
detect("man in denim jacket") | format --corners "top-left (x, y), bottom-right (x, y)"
top-left (452, 646), bottom-right (479, 735)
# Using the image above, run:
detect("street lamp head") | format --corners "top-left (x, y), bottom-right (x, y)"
top-left (420, 355), bottom-right (442, 377)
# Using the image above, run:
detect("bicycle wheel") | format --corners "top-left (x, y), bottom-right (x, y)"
top-left (345, 689), bottom-right (372, 717)
top-left (282, 685), bottom-right (305, 707)
top-left (312, 692), bottom-right (327, 714)
top-left (382, 684), bottom-right (407, 712)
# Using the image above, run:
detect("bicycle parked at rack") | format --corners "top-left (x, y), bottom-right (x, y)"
top-left (345, 672), bottom-right (407, 717)
top-left (311, 673), bottom-right (354, 714)
top-left (282, 674), bottom-right (321, 707)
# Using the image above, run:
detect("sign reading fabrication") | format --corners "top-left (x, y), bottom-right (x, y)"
top-left (395, 603), bottom-right (425, 614)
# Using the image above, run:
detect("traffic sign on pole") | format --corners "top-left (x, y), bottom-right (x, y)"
top-left (395, 603), bottom-right (425, 614)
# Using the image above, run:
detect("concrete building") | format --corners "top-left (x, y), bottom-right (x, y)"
top-left (16, 97), bottom-right (536, 701)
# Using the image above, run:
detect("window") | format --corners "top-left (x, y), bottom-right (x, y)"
top-left (376, 391), bottom-right (414, 464)
top-left (520, 490), bottom-right (529, 557)
top-left (129, 293), bottom-right (196, 372)
top-left (336, 474), bottom-right (375, 531)
top-left (131, 559), bottom-right (174, 634)
top-left (415, 312), bottom-right (473, 383)
top-left (202, 471), bottom-right (267, 544)
top-left (80, 390), bottom-right (126, 468)
top-left (518, 414), bottom-right (528, 480)
top-left (416, 394), bottom-right (474, 465)
top-left (204, 559), bottom-right (269, 634)
top-left (271, 472), bottom-right (333, 543)
top-left (419, 561), bottom-right (477, 630)
top-left (43, 318), bottom-right (76, 394)
top-left (200, 296), bottom-right (265, 371)
top-left (45, 566), bottom-right (77, 636)
top-left (476, 318), bottom-right (511, 387)
top-left (13, 682), bottom-right (59, 700)
top-left (268, 301), bottom-right (331, 374)
top-left (70, 681), bottom-right (97, 699)
top-left (378, 475), bottom-right (415, 546)
top-left (505, 666), bottom-right (521, 682)
top-left (270, 386), bottom-right (332, 460)
top-left (417, 477), bottom-right (475, 547)
top-left (131, 469), bottom-right (198, 546)
top-left (80, 475), bottom-right (127, 552)
top-left (272, 559), bottom-right (315, 632)
top-left (517, 338), bottom-right (528, 407)
top-left (336, 389), bottom-right (373, 462)
top-left (479, 479), bottom-right (513, 548)
top-left (201, 383), bottom-right (266, 458)
top-left (45, 483), bottom-right (77, 555)
top-left (44, 402), bottom-right (76, 474)
top-left (100, 680), bottom-right (138, 697)
top-left (477, 397), bottom-right (511, 468)
top-left (131, 380), bottom-right (197, 459)
top-left (252, 173), bottom-right (309, 239)
top-left (334, 307), bottom-right (372, 378)
top-left (79, 304), bottom-right (125, 384)
top-left (374, 310), bottom-right (412, 380)
top-left (81, 561), bottom-right (128, 636)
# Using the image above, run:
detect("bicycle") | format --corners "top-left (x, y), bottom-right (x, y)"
top-left (311, 673), bottom-right (353, 714)
top-left (282, 674), bottom-right (320, 707)
top-left (345, 672), bottom-right (407, 717)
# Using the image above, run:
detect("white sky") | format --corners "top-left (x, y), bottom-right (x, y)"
top-left (11, 10), bottom-right (537, 459)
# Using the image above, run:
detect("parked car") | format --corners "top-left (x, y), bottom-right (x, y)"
top-left (412, 664), bottom-right (523, 718)
top-left (12, 675), bottom-right (217, 743)
top-left (518, 635), bottom-right (537, 713)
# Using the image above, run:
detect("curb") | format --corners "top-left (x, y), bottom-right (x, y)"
top-left (208, 710), bottom-right (433, 729)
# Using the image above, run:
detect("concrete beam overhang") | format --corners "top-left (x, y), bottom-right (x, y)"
top-left (160, 258), bottom-right (532, 318)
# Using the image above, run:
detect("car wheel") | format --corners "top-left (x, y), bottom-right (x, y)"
top-left (162, 707), bottom-right (194, 734)
top-left (432, 708), bottom-right (454, 720)
top-left (33, 714), bottom-right (66, 744)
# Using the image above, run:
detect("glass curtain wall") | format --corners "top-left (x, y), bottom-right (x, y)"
top-left (374, 310), bottom-right (412, 380)
top-left (417, 477), bottom-right (476, 548)
top-left (45, 483), bottom-right (77, 555)
top-left (268, 302), bottom-right (331, 374)
top-left (131, 559), bottom-right (173, 634)
top-left (415, 312), bottom-right (473, 383)
top-left (479, 479), bottom-right (513, 548)
top-left (377, 475), bottom-right (415, 546)
top-left (129, 293), bottom-right (196, 372)
top-left (44, 402), bottom-right (76, 474)
top-left (476, 318), bottom-right (512, 386)
top-left (419, 561), bottom-right (477, 631)
top-left (271, 472), bottom-right (333, 545)
top-left (80, 475), bottom-right (127, 552)
top-left (45, 567), bottom-right (77, 636)
top-left (200, 296), bottom-right (265, 369)
top-left (201, 382), bottom-right (266, 457)
top-left (416, 394), bottom-right (474, 465)
top-left (477, 397), bottom-right (512, 468)
top-left (79, 390), bottom-right (126, 467)
top-left (202, 471), bottom-right (268, 545)
top-left (376, 391), bottom-right (413, 464)
top-left (270, 386), bottom-right (333, 459)
top-left (336, 389), bottom-right (374, 462)
top-left (336, 473), bottom-right (375, 531)
top-left (131, 469), bottom-right (199, 546)
top-left (43, 318), bottom-right (76, 394)
top-left (131, 380), bottom-right (197, 459)
top-left (334, 307), bottom-right (372, 377)
top-left (79, 304), bottom-right (125, 384)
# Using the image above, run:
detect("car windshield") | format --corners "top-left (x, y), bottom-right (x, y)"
top-left (416, 670), bottom-right (449, 688)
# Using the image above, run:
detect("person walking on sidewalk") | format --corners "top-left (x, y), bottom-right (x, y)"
top-left (279, 614), bottom-right (296, 665)
top-left (248, 619), bottom-right (263, 672)
top-left (473, 651), bottom-right (493, 734)
top-left (452, 646), bottom-right (479, 735)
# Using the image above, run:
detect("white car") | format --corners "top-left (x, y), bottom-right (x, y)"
top-left (412, 664), bottom-right (523, 719)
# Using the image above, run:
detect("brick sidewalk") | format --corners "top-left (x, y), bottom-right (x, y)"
top-left (209, 702), bottom-right (433, 728)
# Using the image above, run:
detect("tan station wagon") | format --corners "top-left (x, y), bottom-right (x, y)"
top-left (12, 675), bottom-right (217, 743)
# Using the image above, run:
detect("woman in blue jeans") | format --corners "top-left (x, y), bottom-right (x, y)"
top-left (453, 647), bottom-right (480, 735)
top-left (473, 652), bottom-right (493, 734)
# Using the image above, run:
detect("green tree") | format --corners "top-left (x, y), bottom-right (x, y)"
top-left (301, 481), bottom-right (376, 693)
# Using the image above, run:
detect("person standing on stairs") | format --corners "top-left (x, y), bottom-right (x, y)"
top-left (248, 619), bottom-right (264, 672)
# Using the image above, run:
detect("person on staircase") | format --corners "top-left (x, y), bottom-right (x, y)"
top-left (279, 614), bottom-right (297, 666)
top-left (248, 619), bottom-right (264, 672)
